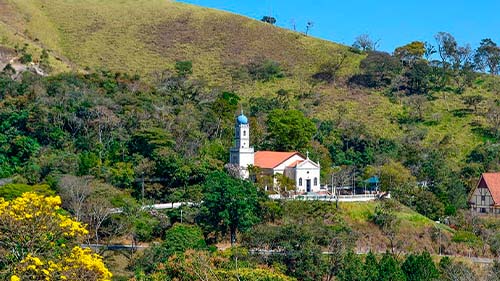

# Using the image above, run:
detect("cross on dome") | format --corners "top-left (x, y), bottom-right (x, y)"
top-left (237, 109), bottom-right (248, 124)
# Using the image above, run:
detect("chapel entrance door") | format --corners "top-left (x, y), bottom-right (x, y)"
top-left (306, 179), bottom-right (311, 192)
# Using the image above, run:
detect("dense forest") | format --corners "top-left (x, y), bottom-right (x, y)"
top-left (2, 0), bottom-right (500, 280)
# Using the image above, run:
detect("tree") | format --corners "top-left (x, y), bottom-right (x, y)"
top-left (411, 189), bottom-right (444, 221)
top-left (402, 59), bottom-right (432, 95)
top-left (311, 52), bottom-right (348, 85)
top-left (337, 251), bottom-right (364, 281)
top-left (364, 251), bottom-right (379, 281)
top-left (261, 16), bottom-right (276, 25)
top-left (435, 32), bottom-right (458, 70)
top-left (198, 171), bottom-right (261, 245)
top-left (402, 252), bottom-right (439, 281)
top-left (394, 41), bottom-right (426, 64)
top-left (136, 223), bottom-right (207, 273)
top-left (372, 200), bottom-right (401, 253)
top-left (247, 59), bottom-right (285, 81)
top-left (461, 94), bottom-right (485, 113)
top-left (39, 49), bottom-right (52, 73)
top-left (379, 160), bottom-right (416, 192)
top-left (266, 109), bottom-right (316, 151)
top-left (129, 127), bottom-right (174, 158)
top-left (352, 34), bottom-right (379, 51)
top-left (305, 21), bottom-right (314, 36)
top-left (275, 173), bottom-right (296, 195)
top-left (351, 51), bottom-right (401, 88)
top-left (486, 103), bottom-right (500, 137)
top-left (378, 252), bottom-right (405, 281)
top-left (163, 223), bottom-right (207, 256)
top-left (0, 193), bottom-right (112, 280)
top-left (488, 260), bottom-right (500, 281)
top-left (206, 91), bottom-right (240, 139)
top-left (175, 60), bottom-right (193, 77)
top-left (59, 177), bottom-right (118, 244)
top-left (243, 223), bottom-right (329, 281)
top-left (405, 95), bottom-right (428, 121)
top-left (59, 175), bottom-right (93, 221)
top-left (474, 38), bottom-right (500, 75)
top-left (440, 257), bottom-right (477, 281)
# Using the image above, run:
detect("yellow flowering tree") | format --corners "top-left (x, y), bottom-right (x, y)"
top-left (0, 192), bottom-right (112, 280)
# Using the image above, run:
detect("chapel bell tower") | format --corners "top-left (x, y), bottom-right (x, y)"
top-left (229, 111), bottom-right (254, 178)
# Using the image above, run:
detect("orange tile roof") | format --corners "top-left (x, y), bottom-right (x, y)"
top-left (480, 173), bottom-right (500, 206)
top-left (254, 151), bottom-right (299, 169)
top-left (287, 160), bottom-right (304, 168)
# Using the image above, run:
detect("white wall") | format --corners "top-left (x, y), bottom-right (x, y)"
top-left (295, 160), bottom-right (321, 193)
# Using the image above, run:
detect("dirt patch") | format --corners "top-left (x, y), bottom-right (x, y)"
top-left (0, 0), bottom-right (24, 29)
top-left (141, 12), bottom-right (312, 70)
top-left (0, 44), bottom-right (15, 70)
top-left (0, 45), bottom-right (15, 59)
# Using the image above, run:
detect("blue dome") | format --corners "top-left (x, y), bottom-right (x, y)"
top-left (237, 114), bottom-right (248, 124)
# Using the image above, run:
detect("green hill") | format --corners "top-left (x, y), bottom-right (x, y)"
top-left (2, 1), bottom-right (500, 278)
top-left (0, 0), bottom-right (355, 79)
top-left (0, 0), bottom-right (440, 145)
top-left (1, 0), bottom-right (499, 206)
top-left (2, 0), bottom-right (499, 205)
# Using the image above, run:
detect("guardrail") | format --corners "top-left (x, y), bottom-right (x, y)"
top-left (270, 194), bottom-right (380, 202)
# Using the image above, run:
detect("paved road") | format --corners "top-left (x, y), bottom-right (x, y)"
top-left (250, 249), bottom-right (496, 264)
top-left (82, 244), bottom-right (150, 250)
top-left (110, 202), bottom-right (198, 214)
top-left (84, 244), bottom-right (496, 264)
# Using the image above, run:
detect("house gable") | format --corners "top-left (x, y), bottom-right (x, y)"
top-left (274, 154), bottom-right (305, 171)
top-left (296, 159), bottom-right (320, 169)
top-left (469, 173), bottom-right (500, 214)
top-left (479, 173), bottom-right (500, 206)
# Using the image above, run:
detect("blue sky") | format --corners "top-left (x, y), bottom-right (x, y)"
top-left (179, 0), bottom-right (500, 52)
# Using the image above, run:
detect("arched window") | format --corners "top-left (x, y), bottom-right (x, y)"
top-left (314, 177), bottom-right (318, 186)
top-left (299, 178), bottom-right (302, 186)
top-left (243, 130), bottom-right (246, 136)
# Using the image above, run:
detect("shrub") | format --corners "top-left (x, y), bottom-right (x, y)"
top-left (175, 60), bottom-right (193, 77)
top-left (162, 223), bottom-right (207, 257)
top-left (19, 53), bottom-right (32, 64)
top-left (452, 230), bottom-right (480, 244)
top-left (0, 183), bottom-right (54, 200)
top-left (0, 193), bottom-right (112, 280)
top-left (247, 59), bottom-right (284, 81)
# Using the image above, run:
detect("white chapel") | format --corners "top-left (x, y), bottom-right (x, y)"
top-left (229, 112), bottom-right (321, 193)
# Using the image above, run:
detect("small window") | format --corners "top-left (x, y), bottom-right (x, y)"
top-left (243, 130), bottom-right (246, 136)
top-left (481, 195), bottom-right (486, 201)
top-left (481, 208), bottom-right (487, 213)
top-left (299, 178), bottom-right (302, 186)
top-left (314, 177), bottom-right (318, 186)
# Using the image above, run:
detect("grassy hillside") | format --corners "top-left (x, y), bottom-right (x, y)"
top-left (0, 0), bottom-right (355, 79)
top-left (0, 0), bottom-right (482, 158)
top-left (3, 3), bottom-right (500, 278)
top-left (340, 201), bottom-right (455, 254)
top-left (2, 0), bottom-right (499, 195)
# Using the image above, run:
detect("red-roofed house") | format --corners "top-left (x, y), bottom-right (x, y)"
top-left (469, 173), bottom-right (500, 214)
top-left (229, 113), bottom-right (321, 192)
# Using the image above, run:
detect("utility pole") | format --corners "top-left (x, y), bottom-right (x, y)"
top-left (352, 169), bottom-right (356, 195)
top-left (141, 172), bottom-right (145, 206)
top-left (438, 219), bottom-right (442, 256)
top-left (331, 173), bottom-right (334, 195)
top-left (180, 209), bottom-right (183, 224)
